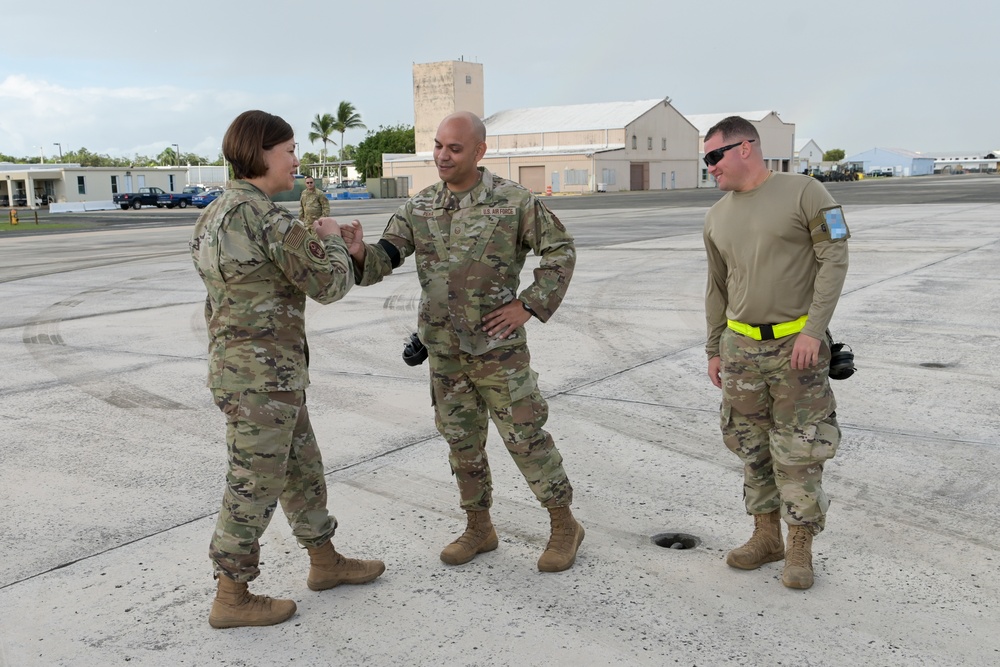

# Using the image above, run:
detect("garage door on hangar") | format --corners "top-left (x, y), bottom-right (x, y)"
top-left (519, 166), bottom-right (545, 193)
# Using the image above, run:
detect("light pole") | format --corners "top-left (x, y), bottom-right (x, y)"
top-left (35, 146), bottom-right (45, 164)
top-left (172, 144), bottom-right (180, 166)
top-left (53, 143), bottom-right (62, 162)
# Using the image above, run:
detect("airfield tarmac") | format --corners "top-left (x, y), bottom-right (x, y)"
top-left (1, 176), bottom-right (998, 665)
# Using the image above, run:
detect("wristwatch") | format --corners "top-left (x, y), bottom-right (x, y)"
top-left (521, 300), bottom-right (536, 317)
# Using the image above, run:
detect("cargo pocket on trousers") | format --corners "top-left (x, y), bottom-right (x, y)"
top-left (507, 367), bottom-right (539, 425)
top-left (809, 417), bottom-right (841, 461)
top-left (233, 391), bottom-right (299, 479)
top-left (719, 401), bottom-right (740, 454)
top-left (791, 393), bottom-right (840, 462)
top-left (720, 401), bottom-right (732, 431)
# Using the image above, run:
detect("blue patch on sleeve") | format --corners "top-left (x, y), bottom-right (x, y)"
top-left (823, 207), bottom-right (848, 239)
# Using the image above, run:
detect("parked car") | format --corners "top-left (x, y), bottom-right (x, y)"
top-left (156, 185), bottom-right (207, 209)
top-left (193, 188), bottom-right (223, 208)
top-left (329, 180), bottom-right (362, 189)
top-left (114, 187), bottom-right (167, 210)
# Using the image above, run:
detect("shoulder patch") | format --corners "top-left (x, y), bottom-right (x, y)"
top-left (823, 206), bottom-right (849, 239)
top-left (284, 223), bottom-right (307, 250)
top-left (307, 239), bottom-right (327, 260)
top-left (809, 206), bottom-right (850, 244)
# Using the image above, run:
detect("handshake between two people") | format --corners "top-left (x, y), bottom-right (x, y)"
top-left (311, 217), bottom-right (532, 341)
top-left (312, 217), bottom-right (366, 262)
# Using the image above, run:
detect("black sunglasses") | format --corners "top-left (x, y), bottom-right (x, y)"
top-left (703, 139), bottom-right (755, 167)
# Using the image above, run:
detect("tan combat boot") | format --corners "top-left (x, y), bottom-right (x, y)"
top-left (306, 542), bottom-right (386, 591)
top-left (208, 576), bottom-right (297, 629)
top-left (537, 506), bottom-right (585, 572)
top-left (440, 509), bottom-right (499, 565)
top-left (782, 524), bottom-right (815, 589)
top-left (726, 510), bottom-right (784, 570)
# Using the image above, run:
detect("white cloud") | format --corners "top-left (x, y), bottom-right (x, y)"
top-left (0, 75), bottom-right (275, 159)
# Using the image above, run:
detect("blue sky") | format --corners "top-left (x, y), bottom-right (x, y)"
top-left (1, 0), bottom-right (994, 161)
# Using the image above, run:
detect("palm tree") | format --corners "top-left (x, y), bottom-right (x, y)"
top-left (156, 146), bottom-right (178, 166)
top-left (331, 101), bottom-right (365, 183)
top-left (308, 113), bottom-right (337, 180)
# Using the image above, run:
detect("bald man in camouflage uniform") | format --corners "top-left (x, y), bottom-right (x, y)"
top-left (299, 177), bottom-right (329, 224)
top-left (191, 110), bottom-right (383, 630)
top-left (344, 111), bottom-right (584, 572)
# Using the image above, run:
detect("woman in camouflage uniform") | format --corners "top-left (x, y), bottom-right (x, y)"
top-left (190, 110), bottom-right (384, 629)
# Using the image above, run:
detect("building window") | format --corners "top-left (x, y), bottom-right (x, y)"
top-left (662, 138), bottom-right (667, 151)
top-left (466, 75), bottom-right (472, 84)
top-left (564, 169), bottom-right (589, 186)
top-left (77, 176), bottom-right (86, 195)
top-left (169, 175), bottom-right (175, 191)
top-left (601, 168), bottom-right (617, 185)
top-left (111, 175), bottom-right (119, 194)
top-left (631, 135), bottom-right (637, 150)
top-left (647, 137), bottom-right (652, 150)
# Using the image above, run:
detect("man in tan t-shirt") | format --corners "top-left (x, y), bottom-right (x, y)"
top-left (702, 116), bottom-right (850, 590)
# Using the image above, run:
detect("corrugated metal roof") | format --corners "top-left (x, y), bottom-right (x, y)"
top-left (483, 99), bottom-right (667, 135)
top-left (931, 150), bottom-right (999, 159)
top-left (845, 147), bottom-right (934, 161)
top-left (882, 147), bottom-right (932, 159)
top-left (685, 110), bottom-right (780, 135)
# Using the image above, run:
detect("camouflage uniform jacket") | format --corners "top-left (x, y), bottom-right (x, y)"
top-left (190, 180), bottom-right (354, 391)
top-left (299, 187), bottom-right (330, 224)
top-left (357, 167), bottom-right (575, 356)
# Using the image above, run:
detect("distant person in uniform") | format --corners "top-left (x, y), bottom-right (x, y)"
top-left (299, 176), bottom-right (329, 224)
top-left (702, 115), bottom-right (850, 590)
top-left (190, 110), bottom-right (384, 629)
top-left (341, 111), bottom-right (584, 572)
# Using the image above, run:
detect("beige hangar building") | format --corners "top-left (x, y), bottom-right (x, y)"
top-left (384, 60), bottom-right (701, 195)
top-left (685, 110), bottom-right (796, 187)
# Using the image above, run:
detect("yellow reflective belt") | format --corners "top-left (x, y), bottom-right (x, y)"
top-left (727, 314), bottom-right (808, 341)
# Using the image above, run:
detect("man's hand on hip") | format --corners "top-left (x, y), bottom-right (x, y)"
top-left (482, 300), bottom-right (532, 339)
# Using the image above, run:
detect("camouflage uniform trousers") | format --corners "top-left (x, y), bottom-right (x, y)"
top-left (209, 389), bottom-right (336, 582)
top-left (719, 329), bottom-right (841, 535)
top-left (429, 344), bottom-right (573, 511)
